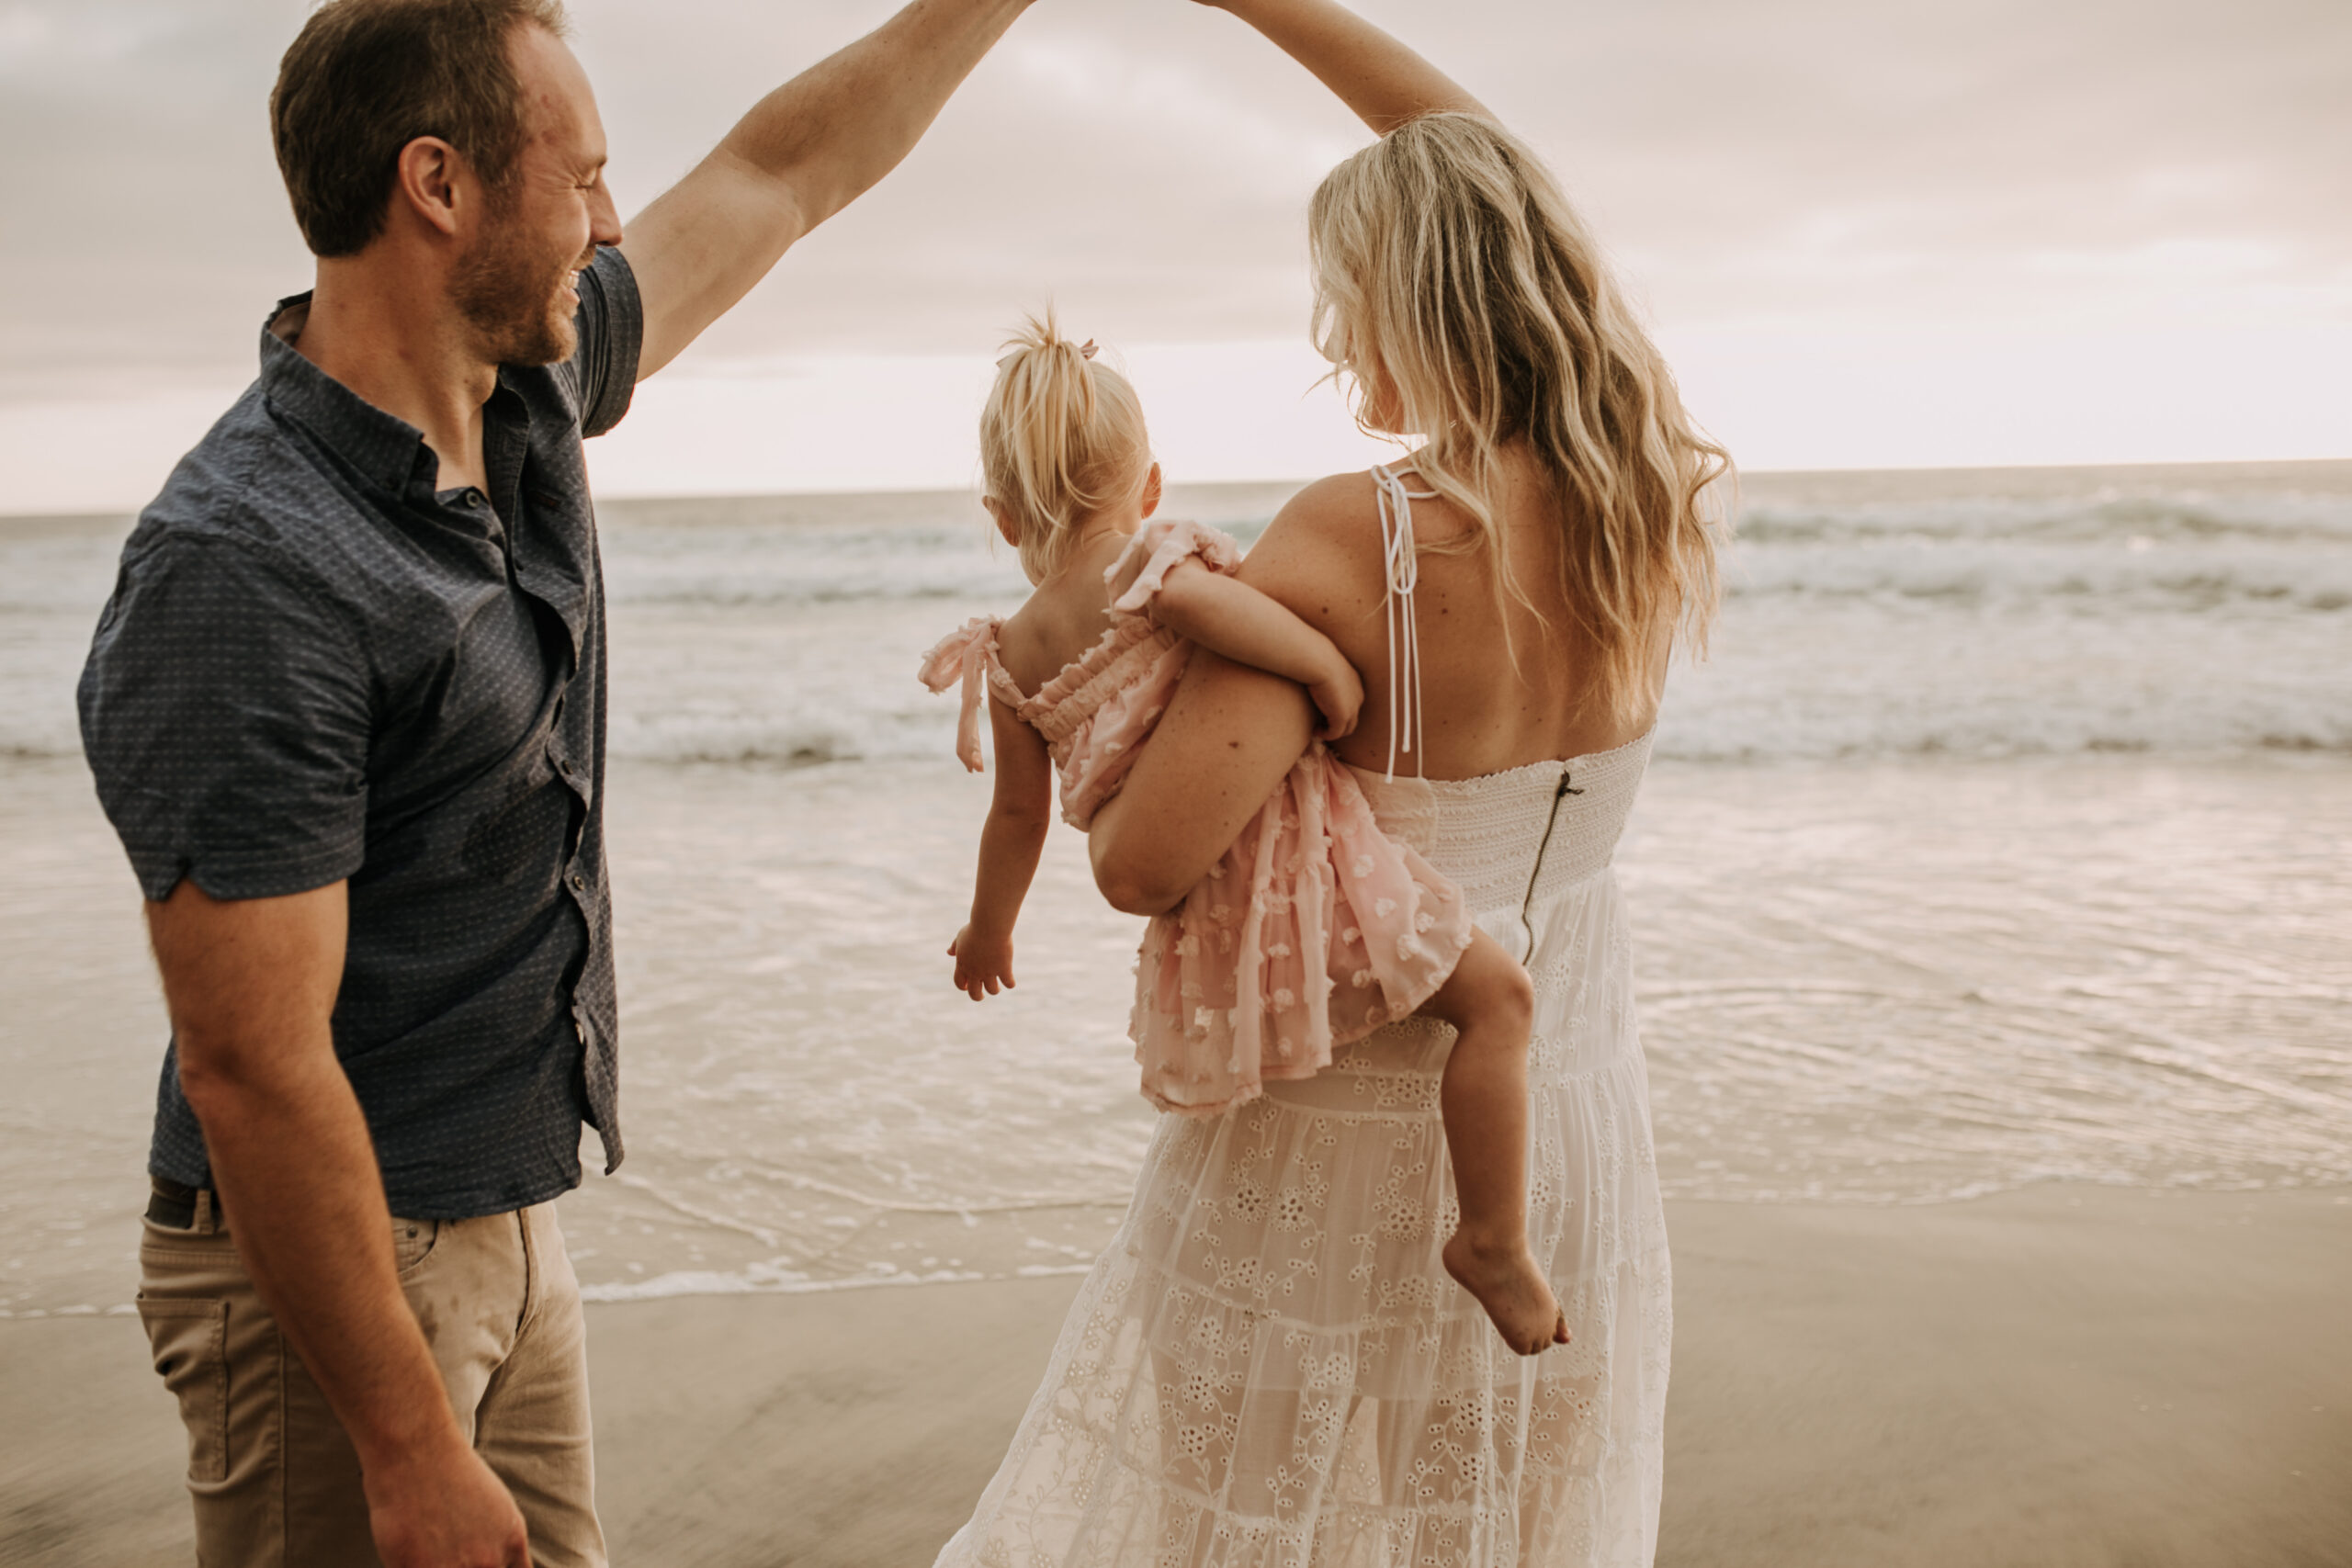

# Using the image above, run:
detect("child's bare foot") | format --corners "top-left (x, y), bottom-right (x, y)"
top-left (1443, 1230), bottom-right (1570, 1356)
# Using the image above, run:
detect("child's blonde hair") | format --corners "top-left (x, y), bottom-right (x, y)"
top-left (979, 311), bottom-right (1152, 585)
top-left (1308, 113), bottom-right (1733, 716)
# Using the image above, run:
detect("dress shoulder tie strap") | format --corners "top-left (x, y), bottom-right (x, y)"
top-left (1372, 463), bottom-right (1441, 782)
top-left (916, 615), bottom-right (1004, 773)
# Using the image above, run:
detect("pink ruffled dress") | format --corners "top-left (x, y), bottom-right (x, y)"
top-left (919, 519), bottom-right (1473, 1115)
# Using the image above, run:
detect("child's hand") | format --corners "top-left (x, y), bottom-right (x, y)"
top-left (948, 924), bottom-right (1017, 1001)
top-left (1308, 655), bottom-right (1364, 742)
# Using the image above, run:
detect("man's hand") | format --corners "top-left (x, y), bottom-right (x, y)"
top-left (949, 923), bottom-right (1017, 1000)
top-left (365, 1440), bottom-right (530, 1568)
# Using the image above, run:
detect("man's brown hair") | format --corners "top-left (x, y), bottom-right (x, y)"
top-left (271, 0), bottom-right (571, 258)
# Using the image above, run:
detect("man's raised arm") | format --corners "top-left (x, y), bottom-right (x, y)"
top-left (621, 0), bottom-right (1034, 379)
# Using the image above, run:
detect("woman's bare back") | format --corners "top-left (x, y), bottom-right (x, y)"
top-left (1239, 446), bottom-right (1668, 783)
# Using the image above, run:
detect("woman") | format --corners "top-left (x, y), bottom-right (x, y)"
top-left (936, 2), bottom-right (1728, 1562)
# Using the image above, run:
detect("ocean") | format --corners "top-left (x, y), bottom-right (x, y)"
top-left (3, 460), bottom-right (2347, 1316)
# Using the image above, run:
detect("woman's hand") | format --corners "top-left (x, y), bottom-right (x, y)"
top-left (1307, 651), bottom-right (1363, 741)
top-left (948, 924), bottom-right (1017, 1001)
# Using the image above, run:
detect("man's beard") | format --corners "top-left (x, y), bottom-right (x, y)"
top-left (452, 205), bottom-right (581, 368)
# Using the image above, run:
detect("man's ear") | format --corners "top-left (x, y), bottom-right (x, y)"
top-left (1139, 462), bottom-right (1163, 520)
top-left (983, 496), bottom-right (1021, 550)
top-left (392, 136), bottom-right (467, 238)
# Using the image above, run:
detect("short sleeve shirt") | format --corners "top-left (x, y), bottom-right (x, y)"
top-left (78, 246), bottom-right (641, 1218)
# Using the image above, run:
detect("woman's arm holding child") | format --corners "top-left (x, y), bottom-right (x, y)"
top-left (1144, 559), bottom-right (1364, 740)
top-left (950, 695), bottom-right (1056, 1000)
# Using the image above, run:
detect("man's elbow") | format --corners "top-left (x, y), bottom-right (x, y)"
top-left (171, 1027), bottom-right (264, 1126)
top-left (170, 1013), bottom-right (321, 1127)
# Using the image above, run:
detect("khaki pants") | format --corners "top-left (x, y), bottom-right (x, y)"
top-left (137, 1193), bottom-right (607, 1567)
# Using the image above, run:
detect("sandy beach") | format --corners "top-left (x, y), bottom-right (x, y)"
top-left (6, 1183), bottom-right (2346, 1567)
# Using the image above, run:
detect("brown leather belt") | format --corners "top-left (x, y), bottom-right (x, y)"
top-left (146, 1176), bottom-right (221, 1230)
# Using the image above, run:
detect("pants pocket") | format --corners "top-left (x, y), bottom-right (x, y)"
top-left (138, 1295), bottom-right (229, 1484)
top-left (394, 1217), bottom-right (442, 1280)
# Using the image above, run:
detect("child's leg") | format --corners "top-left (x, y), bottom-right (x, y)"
top-left (1421, 930), bottom-right (1568, 1356)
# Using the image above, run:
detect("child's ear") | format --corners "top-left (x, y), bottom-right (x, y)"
top-left (983, 497), bottom-right (1021, 550)
top-left (1139, 462), bottom-right (1163, 520)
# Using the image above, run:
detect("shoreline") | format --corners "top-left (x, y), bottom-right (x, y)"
top-left (6, 1183), bottom-right (2347, 1567)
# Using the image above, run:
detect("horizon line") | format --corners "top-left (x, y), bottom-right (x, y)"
top-left (6, 454), bottom-right (2349, 525)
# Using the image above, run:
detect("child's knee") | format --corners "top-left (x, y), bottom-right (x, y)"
top-left (1446, 936), bottom-right (1534, 1035)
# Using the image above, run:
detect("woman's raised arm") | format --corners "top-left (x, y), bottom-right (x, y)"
top-left (1193, 0), bottom-right (1488, 133)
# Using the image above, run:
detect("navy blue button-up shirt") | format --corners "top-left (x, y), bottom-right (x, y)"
top-left (79, 246), bottom-right (641, 1218)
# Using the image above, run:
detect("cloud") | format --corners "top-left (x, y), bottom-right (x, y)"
top-left (0, 0), bottom-right (2344, 491)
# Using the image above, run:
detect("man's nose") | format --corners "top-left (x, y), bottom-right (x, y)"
top-left (590, 179), bottom-right (623, 248)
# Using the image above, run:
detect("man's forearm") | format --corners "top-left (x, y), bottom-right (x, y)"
top-left (718, 0), bottom-right (1032, 232)
top-left (1208, 0), bottom-right (1486, 133)
top-left (185, 1044), bottom-right (462, 1472)
top-left (624, 0), bottom-right (1032, 378)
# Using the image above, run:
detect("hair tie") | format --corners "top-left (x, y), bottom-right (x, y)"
top-left (1079, 340), bottom-right (1098, 360)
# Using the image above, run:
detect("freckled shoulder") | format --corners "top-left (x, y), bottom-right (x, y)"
top-left (1239, 472), bottom-right (1383, 601)
top-left (1256, 471), bottom-right (1379, 552)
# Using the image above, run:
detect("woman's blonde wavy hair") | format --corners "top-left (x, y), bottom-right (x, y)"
top-left (979, 310), bottom-right (1153, 586)
top-left (1308, 112), bottom-right (1733, 716)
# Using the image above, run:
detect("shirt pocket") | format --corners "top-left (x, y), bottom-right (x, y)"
top-left (137, 1296), bottom-right (228, 1484)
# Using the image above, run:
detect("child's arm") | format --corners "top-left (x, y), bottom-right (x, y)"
top-left (949, 694), bottom-right (1056, 1001)
top-left (1146, 558), bottom-right (1364, 740)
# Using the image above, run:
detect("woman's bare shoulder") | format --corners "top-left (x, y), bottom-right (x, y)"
top-left (1242, 465), bottom-right (1485, 596)
top-left (1238, 473), bottom-right (1387, 618)
top-left (1241, 472), bottom-right (1380, 579)
top-left (1261, 471), bottom-right (1376, 542)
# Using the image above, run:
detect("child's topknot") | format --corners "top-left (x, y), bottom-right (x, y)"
top-left (979, 310), bottom-right (1152, 584)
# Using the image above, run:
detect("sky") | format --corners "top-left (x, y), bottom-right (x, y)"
top-left (0, 0), bottom-right (2346, 511)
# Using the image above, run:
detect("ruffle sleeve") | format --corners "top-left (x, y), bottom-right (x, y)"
top-left (916, 615), bottom-right (1001, 774)
top-left (1107, 520), bottom-right (1246, 618)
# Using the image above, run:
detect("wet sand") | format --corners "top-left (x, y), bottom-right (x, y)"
top-left (5, 1184), bottom-right (2348, 1567)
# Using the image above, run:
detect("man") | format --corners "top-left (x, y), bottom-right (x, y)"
top-left (76, 1), bottom-right (1032, 1562)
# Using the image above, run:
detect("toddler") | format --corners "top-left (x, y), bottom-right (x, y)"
top-left (920, 317), bottom-right (1566, 1356)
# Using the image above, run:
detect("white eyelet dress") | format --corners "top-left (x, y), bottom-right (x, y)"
top-left (933, 468), bottom-right (1673, 1568)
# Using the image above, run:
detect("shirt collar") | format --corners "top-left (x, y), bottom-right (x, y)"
top-left (257, 293), bottom-right (441, 497)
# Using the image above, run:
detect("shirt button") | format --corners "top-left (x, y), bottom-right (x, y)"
top-left (464, 488), bottom-right (485, 507)
top-left (570, 872), bottom-right (586, 891)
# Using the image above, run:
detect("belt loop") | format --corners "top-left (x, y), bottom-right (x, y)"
top-left (195, 1189), bottom-right (216, 1235)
